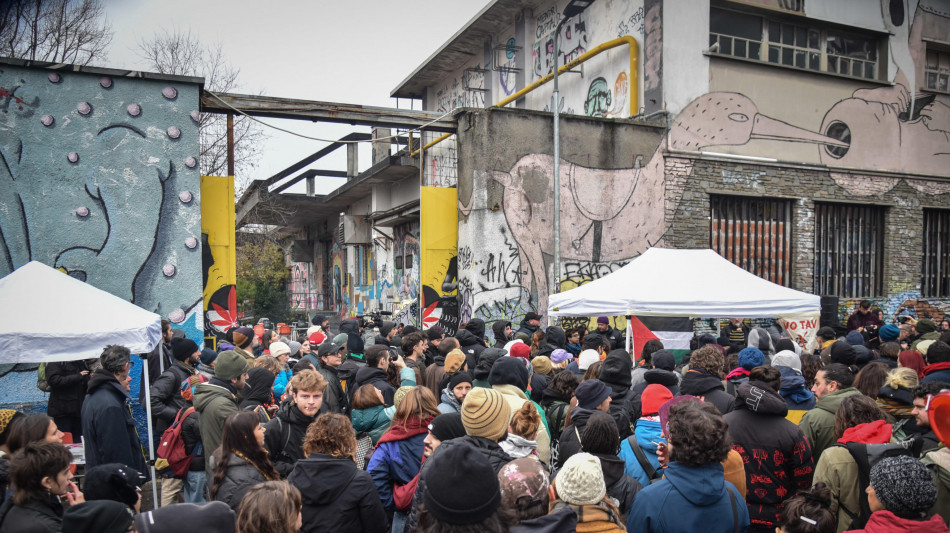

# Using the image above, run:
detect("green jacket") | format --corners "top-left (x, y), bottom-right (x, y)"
top-left (193, 382), bottom-right (240, 476)
top-left (922, 446), bottom-right (950, 525)
top-left (798, 387), bottom-right (860, 458)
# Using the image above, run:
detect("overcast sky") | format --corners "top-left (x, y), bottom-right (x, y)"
top-left (105, 0), bottom-right (491, 194)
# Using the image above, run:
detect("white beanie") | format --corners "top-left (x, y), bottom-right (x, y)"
top-left (269, 341), bottom-right (290, 357)
top-left (771, 350), bottom-right (801, 374)
top-left (556, 452), bottom-right (606, 505)
top-left (578, 349), bottom-right (600, 371)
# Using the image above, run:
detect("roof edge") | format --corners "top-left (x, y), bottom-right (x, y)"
top-left (0, 56), bottom-right (205, 86)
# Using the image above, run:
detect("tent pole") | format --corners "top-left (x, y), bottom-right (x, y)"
top-left (626, 316), bottom-right (633, 358)
top-left (140, 353), bottom-right (160, 508)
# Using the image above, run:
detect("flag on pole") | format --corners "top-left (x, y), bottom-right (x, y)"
top-left (630, 316), bottom-right (693, 363)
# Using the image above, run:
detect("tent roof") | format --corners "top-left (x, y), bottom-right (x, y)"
top-left (548, 248), bottom-right (820, 318)
top-left (0, 261), bottom-right (162, 364)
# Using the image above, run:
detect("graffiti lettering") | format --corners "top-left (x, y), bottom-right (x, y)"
top-left (533, 11), bottom-right (588, 78)
top-left (721, 169), bottom-right (765, 188)
top-left (458, 245), bottom-right (475, 271)
top-left (435, 67), bottom-right (486, 113)
top-left (479, 250), bottom-right (522, 287)
top-left (616, 7), bottom-right (645, 38)
top-left (562, 261), bottom-right (628, 283)
top-left (535, 6), bottom-right (558, 39)
top-left (430, 145), bottom-right (458, 188)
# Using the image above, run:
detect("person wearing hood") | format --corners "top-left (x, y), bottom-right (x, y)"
top-left (263, 370), bottom-right (328, 478)
top-left (438, 372), bottom-right (473, 414)
top-left (517, 311), bottom-right (543, 338)
top-left (725, 347), bottom-right (764, 396)
top-left (770, 350), bottom-right (815, 423)
top-left (679, 345), bottom-right (736, 416)
top-left (492, 320), bottom-right (512, 348)
top-left (626, 400), bottom-right (750, 533)
top-left (423, 326), bottom-right (444, 366)
top-left (535, 326), bottom-right (566, 359)
top-left (528, 357), bottom-right (553, 404)
top-left (457, 318), bottom-right (488, 371)
top-left (848, 455), bottom-right (947, 533)
top-left (813, 394), bottom-right (895, 532)
top-left (268, 341), bottom-right (294, 398)
top-left (81, 345), bottom-right (149, 478)
top-left (338, 318), bottom-right (365, 362)
top-left (799, 363), bottom-right (862, 459)
top-left (473, 347), bottom-right (505, 389)
top-left (581, 411), bottom-right (642, 519)
top-left (631, 340), bottom-right (665, 389)
top-left (620, 384), bottom-right (671, 487)
top-left (747, 327), bottom-right (775, 363)
top-left (499, 457), bottom-right (579, 533)
top-left (239, 366), bottom-right (277, 414)
top-left (557, 379), bottom-right (614, 469)
top-left (724, 367), bottom-right (815, 533)
top-left (353, 345), bottom-right (413, 406)
top-left (488, 357), bottom-right (552, 465)
top-left (630, 350), bottom-right (682, 418)
top-left (194, 350), bottom-right (250, 479)
top-left (598, 350), bottom-right (636, 439)
top-left (595, 317), bottom-right (625, 351)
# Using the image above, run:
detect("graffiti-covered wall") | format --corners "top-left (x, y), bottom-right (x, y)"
top-left (456, 107), bottom-right (665, 330)
top-left (201, 175), bottom-right (237, 348)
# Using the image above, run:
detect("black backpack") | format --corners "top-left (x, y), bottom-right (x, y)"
top-left (836, 440), bottom-right (920, 529)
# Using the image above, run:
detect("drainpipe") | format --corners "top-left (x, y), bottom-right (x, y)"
top-left (552, 15), bottom-right (567, 302)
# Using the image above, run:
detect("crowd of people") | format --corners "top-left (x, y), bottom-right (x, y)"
top-left (0, 305), bottom-right (948, 533)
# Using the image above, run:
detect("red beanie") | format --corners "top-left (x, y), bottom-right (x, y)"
top-left (509, 342), bottom-right (530, 361)
top-left (308, 331), bottom-right (327, 346)
top-left (641, 384), bottom-right (673, 416)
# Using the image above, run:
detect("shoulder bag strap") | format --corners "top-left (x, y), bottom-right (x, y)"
top-left (626, 435), bottom-right (659, 480)
top-left (728, 485), bottom-right (739, 533)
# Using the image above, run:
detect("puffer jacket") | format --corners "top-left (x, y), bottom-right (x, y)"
top-left (351, 405), bottom-right (392, 445)
top-left (723, 381), bottom-right (815, 530)
top-left (288, 453), bottom-right (387, 533)
top-left (921, 446), bottom-right (950, 524)
top-left (594, 452), bottom-right (642, 518)
top-left (777, 366), bottom-right (815, 424)
top-left (626, 461), bottom-right (750, 533)
top-left (679, 369), bottom-right (736, 415)
top-left (492, 320), bottom-right (511, 347)
top-left (45, 359), bottom-right (91, 418)
top-left (437, 386), bottom-right (461, 414)
top-left (193, 379), bottom-right (240, 477)
top-left (264, 401), bottom-right (318, 477)
top-left (813, 420), bottom-right (894, 533)
top-left (81, 370), bottom-right (149, 477)
top-left (368, 418), bottom-right (430, 511)
top-left (212, 452), bottom-right (270, 511)
top-left (150, 361), bottom-right (197, 436)
top-left (598, 325), bottom-right (625, 351)
top-left (799, 387), bottom-right (862, 459)
top-left (620, 418), bottom-right (664, 487)
top-left (0, 494), bottom-right (63, 533)
top-left (455, 328), bottom-right (484, 371)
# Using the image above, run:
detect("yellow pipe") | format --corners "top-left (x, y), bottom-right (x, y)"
top-left (410, 132), bottom-right (453, 157)
top-left (495, 35), bottom-right (639, 116)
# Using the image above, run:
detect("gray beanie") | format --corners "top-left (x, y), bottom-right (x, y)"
top-left (869, 455), bottom-right (938, 517)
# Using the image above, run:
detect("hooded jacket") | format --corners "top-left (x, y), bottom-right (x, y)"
top-left (723, 381), bottom-right (815, 529)
top-left (536, 327), bottom-right (567, 359)
top-left (339, 319), bottom-right (365, 356)
top-left (491, 380), bottom-right (552, 465)
top-left (557, 407), bottom-right (627, 469)
top-left (354, 366), bottom-right (396, 406)
top-left (511, 506), bottom-right (578, 533)
top-left (679, 369), bottom-right (736, 415)
top-left (239, 367), bottom-right (275, 411)
top-left (456, 322), bottom-right (486, 371)
top-left (799, 387), bottom-right (862, 459)
top-left (351, 404), bottom-right (392, 445)
top-left (212, 452), bottom-right (269, 511)
top-left (628, 369), bottom-right (681, 420)
top-left (288, 453), bottom-right (388, 533)
top-left (777, 366), bottom-right (815, 424)
top-left (813, 420), bottom-right (894, 533)
top-left (626, 461), bottom-right (750, 533)
top-left (0, 493), bottom-right (63, 533)
top-left (619, 418), bottom-right (664, 487)
top-left (594, 452), bottom-right (642, 518)
top-left (492, 320), bottom-right (512, 348)
top-left (517, 317), bottom-right (540, 338)
top-left (317, 361), bottom-right (348, 415)
top-left (921, 446), bottom-right (950, 524)
top-left (540, 385), bottom-right (572, 444)
top-left (473, 348), bottom-right (505, 387)
top-left (195, 379), bottom-right (243, 480)
top-left (150, 360), bottom-right (198, 435)
top-left (81, 370), bottom-right (149, 477)
top-left (368, 417), bottom-right (431, 512)
top-left (264, 401), bottom-right (319, 477)
top-left (45, 359), bottom-right (91, 419)
top-left (846, 510), bottom-right (949, 533)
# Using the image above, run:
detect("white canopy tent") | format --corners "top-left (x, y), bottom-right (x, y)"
top-left (0, 261), bottom-right (164, 504)
top-left (548, 248), bottom-right (821, 318)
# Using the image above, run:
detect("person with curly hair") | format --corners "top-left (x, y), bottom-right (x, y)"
top-left (236, 481), bottom-right (302, 533)
top-left (211, 411), bottom-right (279, 511)
top-left (287, 414), bottom-right (386, 533)
top-left (679, 345), bottom-right (736, 416)
top-left (626, 400), bottom-right (750, 533)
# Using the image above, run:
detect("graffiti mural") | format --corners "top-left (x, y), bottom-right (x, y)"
top-left (499, 37), bottom-right (519, 97)
top-left (290, 262), bottom-right (317, 310)
top-left (393, 222), bottom-right (421, 303)
top-left (533, 7), bottom-right (589, 78)
top-left (420, 187), bottom-right (460, 334)
top-left (0, 61), bottom-right (203, 333)
top-left (200, 175), bottom-right (237, 346)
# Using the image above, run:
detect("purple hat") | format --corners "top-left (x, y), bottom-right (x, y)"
top-left (597, 316), bottom-right (610, 325)
top-left (550, 349), bottom-right (572, 364)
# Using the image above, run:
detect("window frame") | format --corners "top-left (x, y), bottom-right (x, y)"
top-left (922, 209), bottom-right (950, 297)
top-left (710, 194), bottom-right (793, 287)
top-left (813, 202), bottom-right (885, 298)
top-left (923, 45), bottom-right (950, 95)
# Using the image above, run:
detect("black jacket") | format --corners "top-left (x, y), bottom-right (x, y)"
top-left (598, 326), bottom-right (625, 351)
top-left (317, 363), bottom-right (348, 415)
top-left (181, 407), bottom-right (205, 472)
top-left (81, 370), bottom-right (149, 478)
top-left (511, 506), bottom-right (578, 533)
top-left (595, 452), bottom-right (642, 518)
top-left (516, 318), bottom-right (540, 338)
top-left (339, 319), bottom-right (365, 356)
top-left (45, 360), bottom-right (91, 418)
top-left (139, 341), bottom-right (173, 404)
top-left (492, 320), bottom-right (511, 347)
top-left (536, 327), bottom-right (567, 358)
top-left (213, 452), bottom-right (268, 511)
top-left (0, 495), bottom-right (62, 533)
top-left (455, 329), bottom-right (485, 371)
top-left (264, 402), bottom-right (318, 477)
top-left (557, 407), bottom-right (629, 469)
top-left (679, 370), bottom-right (736, 415)
top-left (353, 366), bottom-right (396, 406)
top-left (288, 453), bottom-right (388, 533)
top-left (150, 361), bottom-right (196, 436)
top-left (628, 369), bottom-right (681, 420)
top-left (239, 367), bottom-right (275, 411)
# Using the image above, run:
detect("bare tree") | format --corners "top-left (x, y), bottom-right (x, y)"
top-left (137, 29), bottom-right (264, 190)
top-left (0, 0), bottom-right (112, 66)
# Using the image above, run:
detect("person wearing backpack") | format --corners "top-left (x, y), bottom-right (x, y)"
top-left (263, 370), bottom-right (327, 477)
top-left (813, 394), bottom-right (899, 533)
top-left (620, 384), bottom-right (671, 487)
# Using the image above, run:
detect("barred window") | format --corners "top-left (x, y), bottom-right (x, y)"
top-left (925, 48), bottom-right (950, 94)
top-left (710, 195), bottom-right (792, 286)
top-left (813, 203), bottom-right (884, 297)
top-left (922, 209), bottom-right (950, 297)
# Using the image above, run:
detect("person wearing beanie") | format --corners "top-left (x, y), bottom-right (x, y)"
top-left (62, 500), bottom-right (134, 533)
top-left (878, 323), bottom-right (901, 344)
top-left (853, 456), bottom-right (947, 533)
top-left (193, 349), bottom-right (249, 479)
top-left (498, 457), bottom-right (564, 526)
top-left (627, 401), bottom-right (750, 533)
top-left (551, 452), bottom-right (626, 532)
top-left (577, 349), bottom-right (601, 374)
top-left (198, 348), bottom-right (218, 380)
top-left (134, 501), bottom-right (236, 533)
top-left (438, 371), bottom-right (473, 414)
top-left (531, 356), bottom-right (553, 377)
top-left (556, 379), bottom-right (613, 469)
top-left (423, 326), bottom-right (445, 366)
top-left (508, 342), bottom-right (531, 364)
top-left (488, 357), bottom-right (552, 465)
top-left (725, 346), bottom-right (764, 395)
top-left (799, 363), bottom-right (861, 459)
top-left (829, 340), bottom-right (857, 367)
top-left (913, 319), bottom-right (942, 351)
top-left (619, 384), bottom-right (671, 487)
top-left (846, 330), bottom-right (867, 347)
top-left (724, 367), bottom-right (815, 532)
top-left (771, 349), bottom-right (815, 420)
top-left (0, 410), bottom-right (23, 457)
top-left (425, 413), bottom-right (467, 456)
top-left (151, 338), bottom-right (200, 443)
top-left (81, 345), bottom-right (150, 479)
top-left (82, 463), bottom-right (147, 512)
top-left (595, 317), bottom-right (625, 351)
top-left (444, 348), bottom-right (468, 374)
top-left (418, 442), bottom-right (508, 531)
top-left (268, 341), bottom-right (294, 398)
top-left (230, 326), bottom-right (256, 363)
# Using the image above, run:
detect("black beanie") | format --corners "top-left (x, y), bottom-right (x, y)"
top-left (62, 500), bottom-right (134, 533)
top-left (829, 340), bottom-right (857, 366)
top-left (428, 412), bottom-right (466, 442)
top-left (488, 356), bottom-right (529, 390)
top-left (171, 338), bottom-right (199, 362)
top-left (403, 325), bottom-right (418, 335)
top-left (82, 463), bottom-right (147, 510)
top-left (600, 349), bottom-right (633, 387)
top-left (449, 371), bottom-right (474, 391)
top-left (134, 501), bottom-right (235, 533)
top-left (423, 443), bottom-right (501, 524)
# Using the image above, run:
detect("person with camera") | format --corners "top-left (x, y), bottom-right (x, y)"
top-left (352, 345), bottom-right (415, 407)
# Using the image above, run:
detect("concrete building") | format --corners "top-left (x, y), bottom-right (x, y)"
top-left (246, 0), bottom-right (950, 340)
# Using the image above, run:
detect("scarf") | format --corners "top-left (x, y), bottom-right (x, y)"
top-left (725, 367), bottom-right (750, 380)
top-left (376, 416), bottom-right (435, 446)
top-left (780, 386), bottom-right (814, 404)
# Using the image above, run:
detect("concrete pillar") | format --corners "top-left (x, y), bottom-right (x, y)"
top-left (372, 128), bottom-right (391, 165)
top-left (347, 142), bottom-right (358, 181)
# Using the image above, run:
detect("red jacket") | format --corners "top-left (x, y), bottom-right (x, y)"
top-left (846, 510), bottom-right (949, 533)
